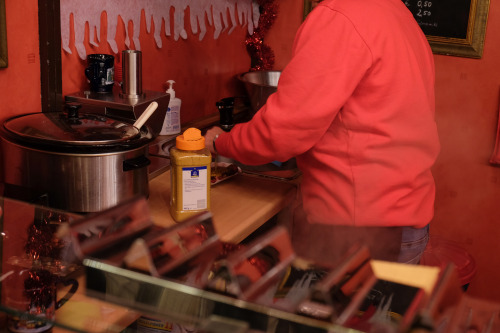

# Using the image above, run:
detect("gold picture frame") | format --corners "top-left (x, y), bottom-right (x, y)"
top-left (426, 0), bottom-right (490, 59)
top-left (303, 1), bottom-right (313, 20)
top-left (303, 0), bottom-right (491, 59)
top-left (0, 0), bottom-right (7, 68)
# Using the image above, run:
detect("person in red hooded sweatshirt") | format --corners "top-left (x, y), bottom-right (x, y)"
top-left (205, 0), bottom-right (440, 265)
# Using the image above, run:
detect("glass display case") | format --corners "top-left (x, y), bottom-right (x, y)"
top-left (1, 194), bottom-right (498, 333)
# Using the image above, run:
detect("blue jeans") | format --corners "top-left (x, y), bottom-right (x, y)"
top-left (398, 224), bottom-right (430, 264)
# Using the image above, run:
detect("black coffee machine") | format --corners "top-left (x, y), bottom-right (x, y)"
top-left (65, 51), bottom-right (171, 177)
top-left (66, 50), bottom-right (170, 139)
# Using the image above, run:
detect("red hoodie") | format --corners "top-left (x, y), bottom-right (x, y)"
top-left (215, 0), bottom-right (440, 227)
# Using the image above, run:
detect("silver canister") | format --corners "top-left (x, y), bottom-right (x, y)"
top-left (121, 50), bottom-right (143, 98)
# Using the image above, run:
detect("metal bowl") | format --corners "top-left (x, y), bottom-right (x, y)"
top-left (237, 71), bottom-right (281, 115)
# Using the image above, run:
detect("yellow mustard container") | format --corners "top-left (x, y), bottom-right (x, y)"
top-left (169, 127), bottom-right (211, 222)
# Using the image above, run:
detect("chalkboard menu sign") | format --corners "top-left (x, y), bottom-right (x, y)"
top-left (403, 0), bottom-right (470, 39)
top-left (403, 0), bottom-right (490, 58)
top-left (303, 0), bottom-right (491, 59)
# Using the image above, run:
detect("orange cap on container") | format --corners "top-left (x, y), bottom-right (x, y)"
top-left (176, 127), bottom-right (205, 150)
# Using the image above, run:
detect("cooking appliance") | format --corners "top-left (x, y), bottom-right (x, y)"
top-left (64, 89), bottom-right (169, 138)
top-left (65, 88), bottom-right (171, 177)
top-left (0, 103), bottom-right (155, 213)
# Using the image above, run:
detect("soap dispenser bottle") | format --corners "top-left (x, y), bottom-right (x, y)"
top-left (160, 80), bottom-right (182, 135)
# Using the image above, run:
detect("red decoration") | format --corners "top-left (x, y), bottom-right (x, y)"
top-left (245, 0), bottom-right (278, 71)
top-left (24, 211), bottom-right (68, 260)
top-left (24, 269), bottom-right (56, 310)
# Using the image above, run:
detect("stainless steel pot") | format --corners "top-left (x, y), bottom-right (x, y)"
top-left (0, 104), bottom-right (153, 213)
top-left (237, 70), bottom-right (281, 115)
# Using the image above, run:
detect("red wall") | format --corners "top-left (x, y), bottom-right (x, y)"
top-left (61, 2), bottom-right (301, 124)
top-left (0, 0), bottom-right (41, 120)
top-left (1, 0), bottom-right (500, 302)
top-left (431, 2), bottom-right (500, 301)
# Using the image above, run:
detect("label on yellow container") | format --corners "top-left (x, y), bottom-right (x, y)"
top-left (181, 166), bottom-right (208, 210)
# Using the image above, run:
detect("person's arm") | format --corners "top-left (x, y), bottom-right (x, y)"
top-left (205, 126), bottom-right (224, 155)
top-left (215, 6), bottom-right (372, 165)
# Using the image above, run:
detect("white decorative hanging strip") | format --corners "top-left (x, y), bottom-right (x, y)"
top-left (61, 0), bottom-right (260, 59)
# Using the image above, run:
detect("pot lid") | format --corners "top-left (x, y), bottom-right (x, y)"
top-left (3, 109), bottom-right (141, 146)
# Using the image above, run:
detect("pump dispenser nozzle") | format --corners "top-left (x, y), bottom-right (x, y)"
top-left (166, 80), bottom-right (176, 99)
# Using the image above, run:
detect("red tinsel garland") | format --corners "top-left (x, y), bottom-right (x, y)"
top-left (245, 0), bottom-right (279, 71)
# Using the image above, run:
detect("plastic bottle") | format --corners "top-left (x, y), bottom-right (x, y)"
top-left (169, 128), bottom-right (211, 222)
top-left (160, 80), bottom-right (182, 135)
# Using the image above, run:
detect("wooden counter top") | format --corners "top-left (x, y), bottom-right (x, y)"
top-left (148, 170), bottom-right (298, 243)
